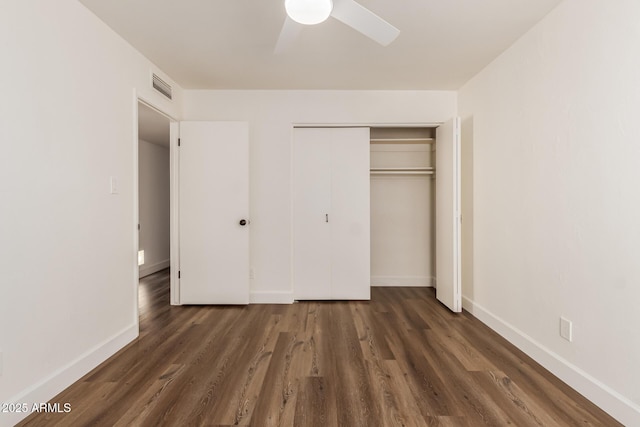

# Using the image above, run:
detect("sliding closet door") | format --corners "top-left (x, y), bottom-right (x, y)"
top-left (293, 127), bottom-right (370, 300)
top-left (435, 117), bottom-right (462, 312)
top-left (179, 121), bottom-right (250, 305)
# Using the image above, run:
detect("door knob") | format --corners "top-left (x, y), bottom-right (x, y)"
top-left (239, 219), bottom-right (248, 226)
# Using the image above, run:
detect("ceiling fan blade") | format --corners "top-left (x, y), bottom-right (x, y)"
top-left (330, 0), bottom-right (400, 46)
top-left (275, 16), bottom-right (303, 54)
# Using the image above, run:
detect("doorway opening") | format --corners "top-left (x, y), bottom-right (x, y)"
top-left (290, 121), bottom-right (460, 311)
top-left (369, 121), bottom-right (462, 312)
top-left (369, 126), bottom-right (436, 289)
top-left (137, 101), bottom-right (171, 313)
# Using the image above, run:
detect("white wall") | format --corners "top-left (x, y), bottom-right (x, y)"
top-left (139, 140), bottom-right (170, 277)
top-left (0, 1), bottom-right (181, 425)
top-left (459, 0), bottom-right (640, 424)
top-left (183, 90), bottom-right (456, 302)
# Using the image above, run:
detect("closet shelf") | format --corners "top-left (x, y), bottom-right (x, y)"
top-left (370, 167), bottom-right (433, 171)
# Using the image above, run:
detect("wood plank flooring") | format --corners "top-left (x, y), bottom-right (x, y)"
top-left (18, 269), bottom-right (620, 426)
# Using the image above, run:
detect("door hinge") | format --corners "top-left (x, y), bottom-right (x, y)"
top-left (178, 138), bottom-right (181, 147)
top-left (137, 223), bottom-right (141, 231)
top-left (178, 271), bottom-right (181, 279)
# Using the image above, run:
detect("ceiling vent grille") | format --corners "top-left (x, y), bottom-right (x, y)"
top-left (152, 73), bottom-right (172, 100)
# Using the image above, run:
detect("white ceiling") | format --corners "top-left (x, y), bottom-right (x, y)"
top-left (138, 103), bottom-right (170, 147)
top-left (80, 0), bottom-right (562, 90)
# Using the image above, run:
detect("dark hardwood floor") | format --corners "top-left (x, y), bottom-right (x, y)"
top-left (19, 269), bottom-right (620, 426)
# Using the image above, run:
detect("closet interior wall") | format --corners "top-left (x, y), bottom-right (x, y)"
top-left (370, 127), bottom-right (436, 287)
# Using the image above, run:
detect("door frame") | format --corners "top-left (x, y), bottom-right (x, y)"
top-left (133, 92), bottom-right (179, 326)
top-left (169, 121), bottom-right (180, 305)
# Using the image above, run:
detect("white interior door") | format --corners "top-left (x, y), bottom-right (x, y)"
top-left (179, 121), bottom-right (249, 304)
top-left (436, 117), bottom-right (462, 312)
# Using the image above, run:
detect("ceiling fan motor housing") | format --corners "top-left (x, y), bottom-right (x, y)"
top-left (285, 0), bottom-right (334, 25)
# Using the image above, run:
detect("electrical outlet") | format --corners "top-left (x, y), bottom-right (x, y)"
top-left (560, 317), bottom-right (573, 342)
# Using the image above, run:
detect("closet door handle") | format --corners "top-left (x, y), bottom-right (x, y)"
top-left (239, 219), bottom-right (248, 226)
top-left (326, 214), bottom-right (329, 223)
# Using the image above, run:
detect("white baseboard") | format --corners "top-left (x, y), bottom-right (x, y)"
top-left (139, 259), bottom-right (170, 278)
top-left (371, 276), bottom-right (434, 287)
top-left (462, 296), bottom-right (640, 426)
top-left (3, 324), bottom-right (138, 426)
top-left (250, 290), bottom-right (294, 304)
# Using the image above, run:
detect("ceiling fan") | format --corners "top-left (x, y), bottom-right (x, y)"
top-left (275, 0), bottom-right (400, 53)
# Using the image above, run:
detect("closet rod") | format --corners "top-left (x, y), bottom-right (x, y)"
top-left (370, 171), bottom-right (434, 175)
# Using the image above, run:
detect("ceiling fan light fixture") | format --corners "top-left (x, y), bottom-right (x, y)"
top-left (285, 0), bottom-right (333, 25)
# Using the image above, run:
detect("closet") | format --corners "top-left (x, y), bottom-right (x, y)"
top-left (292, 119), bottom-right (461, 311)
top-left (292, 127), bottom-right (371, 300)
top-left (370, 127), bottom-right (436, 288)
top-left (371, 122), bottom-right (461, 312)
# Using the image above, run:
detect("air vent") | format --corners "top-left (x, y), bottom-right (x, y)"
top-left (152, 73), bottom-right (172, 100)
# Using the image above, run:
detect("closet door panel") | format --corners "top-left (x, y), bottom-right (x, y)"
top-left (293, 129), bottom-right (332, 300)
top-left (435, 117), bottom-right (462, 312)
top-left (330, 129), bottom-right (371, 300)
